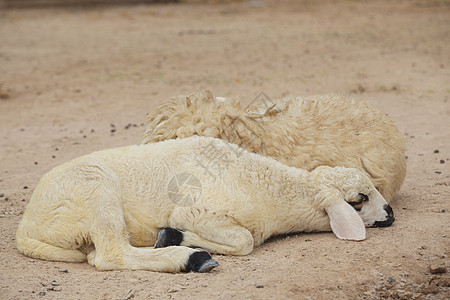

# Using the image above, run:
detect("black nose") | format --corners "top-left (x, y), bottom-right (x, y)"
top-left (372, 204), bottom-right (395, 227)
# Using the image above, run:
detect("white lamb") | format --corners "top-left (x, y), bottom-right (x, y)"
top-left (141, 91), bottom-right (406, 203)
top-left (16, 136), bottom-right (394, 273)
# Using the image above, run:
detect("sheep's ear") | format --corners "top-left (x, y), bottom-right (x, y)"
top-left (325, 201), bottom-right (366, 241)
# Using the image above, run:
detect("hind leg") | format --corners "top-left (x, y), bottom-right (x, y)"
top-left (87, 245), bottom-right (217, 273)
top-left (16, 235), bottom-right (87, 263)
top-left (87, 181), bottom-right (218, 272)
top-left (89, 212), bottom-right (219, 272)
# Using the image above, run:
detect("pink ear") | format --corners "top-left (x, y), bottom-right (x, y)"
top-left (325, 201), bottom-right (366, 241)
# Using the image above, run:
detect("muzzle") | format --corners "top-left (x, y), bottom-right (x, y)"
top-left (371, 204), bottom-right (395, 227)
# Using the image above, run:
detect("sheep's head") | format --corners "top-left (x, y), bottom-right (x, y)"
top-left (312, 166), bottom-right (395, 241)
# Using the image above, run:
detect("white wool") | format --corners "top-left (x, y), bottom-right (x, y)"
top-left (141, 91), bottom-right (406, 202)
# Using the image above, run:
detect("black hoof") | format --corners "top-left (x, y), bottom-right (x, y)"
top-left (155, 227), bottom-right (184, 248)
top-left (184, 251), bottom-right (219, 273)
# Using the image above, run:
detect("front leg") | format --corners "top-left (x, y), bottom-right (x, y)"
top-left (156, 207), bottom-right (254, 256)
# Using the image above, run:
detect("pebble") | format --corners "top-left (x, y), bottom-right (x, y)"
top-left (256, 285), bottom-right (264, 288)
top-left (0, 193), bottom-right (4, 197)
top-left (51, 280), bottom-right (60, 286)
top-left (396, 290), bottom-right (413, 299)
top-left (434, 149), bottom-right (439, 153)
top-left (440, 160), bottom-right (445, 164)
top-left (429, 261), bottom-right (447, 274)
top-left (387, 277), bottom-right (396, 284)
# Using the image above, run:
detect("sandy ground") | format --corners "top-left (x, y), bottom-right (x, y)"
top-left (0, 0), bottom-right (449, 299)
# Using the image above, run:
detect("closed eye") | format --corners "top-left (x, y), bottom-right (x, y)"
top-left (348, 193), bottom-right (369, 211)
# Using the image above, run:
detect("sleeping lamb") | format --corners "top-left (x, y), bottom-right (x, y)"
top-left (16, 136), bottom-right (394, 273)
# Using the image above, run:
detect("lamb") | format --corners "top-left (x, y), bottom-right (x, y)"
top-left (16, 136), bottom-right (394, 273)
top-left (141, 91), bottom-right (406, 203)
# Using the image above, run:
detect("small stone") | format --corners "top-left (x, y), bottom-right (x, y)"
top-left (387, 277), bottom-right (396, 284)
top-left (256, 285), bottom-right (264, 288)
top-left (429, 261), bottom-right (447, 274)
top-left (23, 186), bottom-right (28, 189)
top-left (398, 290), bottom-right (413, 299)
top-left (59, 269), bottom-right (68, 273)
top-left (39, 291), bottom-right (46, 296)
top-left (440, 160), bottom-right (445, 164)
top-left (51, 280), bottom-right (60, 286)
top-left (0, 193), bottom-right (4, 197)
top-left (434, 149), bottom-right (439, 153)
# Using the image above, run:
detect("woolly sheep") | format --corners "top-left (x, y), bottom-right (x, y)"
top-left (16, 136), bottom-right (394, 273)
top-left (141, 91), bottom-right (406, 203)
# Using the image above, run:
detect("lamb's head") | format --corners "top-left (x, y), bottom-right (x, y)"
top-left (141, 91), bottom-right (241, 144)
top-left (312, 166), bottom-right (395, 241)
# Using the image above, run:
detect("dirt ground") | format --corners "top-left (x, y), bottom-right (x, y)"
top-left (0, 0), bottom-right (449, 299)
